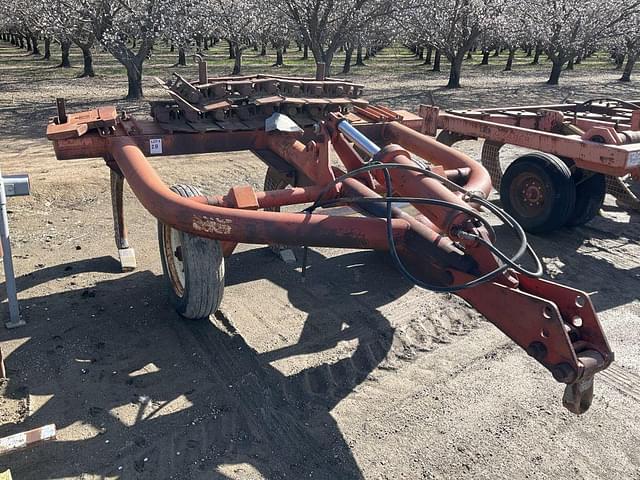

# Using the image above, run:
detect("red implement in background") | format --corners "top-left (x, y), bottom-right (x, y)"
top-left (419, 100), bottom-right (640, 233)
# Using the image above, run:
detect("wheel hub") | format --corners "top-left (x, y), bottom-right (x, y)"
top-left (522, 179), bottom-right (544, 207)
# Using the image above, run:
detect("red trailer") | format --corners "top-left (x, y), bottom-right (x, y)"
top-left (419, 100), bottom-right (640, 233)
top-left (46, 70), bottom-right (613, 414)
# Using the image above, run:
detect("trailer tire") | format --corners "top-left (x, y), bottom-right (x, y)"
top-left (567, 171), bottom-right (606, 226)
top-left (500, 153), bottom-right (576, 233)
top-left (158, 184), bottom-right (225, 320)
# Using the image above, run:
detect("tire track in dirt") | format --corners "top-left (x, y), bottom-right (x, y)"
top-left (600, 364), bottom-right (640, 403)
top-left (113, 308), bottom-right (358, 479)
top-left (108, 259), bottom-right (489, 478)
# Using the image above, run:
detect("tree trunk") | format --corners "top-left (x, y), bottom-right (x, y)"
top-left (228, 40), bottom-right (235, 59)
top-left (302, 44), bottom-right (308, 60)
top-left (260, 43), bottom-right (267, 56)
top-left (19, 36), bottom-right (25, 49)
top-left (481, 50), bottom-right (490, 65)
top-left (615, 53), bottom-right (625, 69)
top-left (124, 59), bottom-right (144, 99)
top-left (170, 43), bottom-right (174, 52)
top-left (532, 46), bottom-right (541, 65)
top-left (79, 45), bottom-right (95, 77)
top-left (504, 48), bottom-right (516, 71)
top-left (274, 46), bottom-right (284, 66)
top-left (424, 46), bottom-right (432, 65)
top-left (43, 37), bottom-right (51, 59)
top-left (432, 50), bottom-right (441, 72)
top-left (418, 47), bottom-right (424, 60)
top-left (25, 35), bottom-right (32, 51)
top-left (323, 51), bottom-right (334, 76)
top-left (566, 57), bottom-right (574, 70)
top-left (547, 59), bottom-right (564, 85)
top-left (355, 45), bottom-right (365, 66)
top-left (203, 37), bottom-right (208, 50)
top-left (58, 40), bottom-right (71, 68)
top-left (526, 46), bottom-right (532, 57)
top-left (493, 48), bottom-right (499, 57)
top-left (31, 35), bottom-right (40, 55)
top-left (342, 46), bottom-right (353, 73)
top-left (446, 53), bottom-right (464, 88)
top-left (176, 47), bottom-right (186, 66)
top-left (232, 45), bottom-right (242, 75)
top-left (466, 51), bottom-right (472, 60)
top-left (620, 52), bottom-right (637, 82)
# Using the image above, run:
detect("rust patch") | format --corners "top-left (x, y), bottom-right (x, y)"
top-left (192, 215), bottom-right (232, 236)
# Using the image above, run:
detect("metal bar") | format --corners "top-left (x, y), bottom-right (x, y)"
top-left (205, 184), bottom-right (330, 209)
top-left (56, 97), bottom-right (67, 123)
top-left (109, 138), bottom-right (412, 250)
top-left (0, 166), bottom-right (23, 329)
top-left (436, 113), bottom-right (640, 176)
top-left (338, 119), bottom-right (381, 158)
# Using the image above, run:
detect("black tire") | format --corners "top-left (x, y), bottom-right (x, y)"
top-left (500, 152), bottom-right (576, 233)
top-left (158, 184), bottom-right (225, 320)
top-left (566, 171), bottom-right (606, 226)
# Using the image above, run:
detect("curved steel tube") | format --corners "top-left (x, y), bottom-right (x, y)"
top-left (382, 121), bottom-right (492, 197)
top-left (109, 138), bottom-right (412, 250)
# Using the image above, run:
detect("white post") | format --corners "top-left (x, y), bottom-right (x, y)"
top-left (0, 166), bottom-right (24, 329)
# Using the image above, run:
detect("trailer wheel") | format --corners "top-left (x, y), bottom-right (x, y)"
top-left (567, 171), bottom-right (606, 226)
top-left (500, 153), bottom-right (576, 233)
top-left (158, 184), bottom-right (225, 320)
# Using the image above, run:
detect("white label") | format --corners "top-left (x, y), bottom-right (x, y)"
top-left (0, 432), bottom-right (26, 450)
top-left (628, 151), bottom-right (640, 168)
top-left (41, 424), bottom-right (56, 440)
top-left (150, 138), bottom-right (163, 155)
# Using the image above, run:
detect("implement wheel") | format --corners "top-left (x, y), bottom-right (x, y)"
top-left (158, 184), bottom-right (225, 320)
top-left (500, 153), bottom-right (576, 234)
top-left (567, 171), bottom-right (606, 226)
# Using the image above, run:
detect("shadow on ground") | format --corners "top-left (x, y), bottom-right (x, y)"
top-left (0, 248), bottom-right (413, 479)
top-left (491, 206), bottom-right (640, 312)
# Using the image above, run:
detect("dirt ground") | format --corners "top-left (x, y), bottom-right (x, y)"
top-left (0, 42), bottom-right (640, 479)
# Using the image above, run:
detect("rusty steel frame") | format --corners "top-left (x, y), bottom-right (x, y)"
top-left (419, 103), bottom-right (640, 178)
top-left (46, 101), bottom-right (613, 414)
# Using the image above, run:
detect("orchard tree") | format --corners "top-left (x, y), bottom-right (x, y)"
top-left (213, 0), bottom-right (265, 75)
top-left (260, 3), bottom-right (295, 67)
top-left (163, 0), bottom-right (208, 67)
top-left (494, 1), bottom-right (528, 71)
top-left (525, 0), bottom-right (640, 85)
top-left (616, 10), bottom-right (640, 81)
top-left (39, 0), bottom-right (97, 75)
top-left (402, 0), bottom-right (504, 88)
top-left (79, 0), bottom-right (178, 98)
top-left (279, 0), bottom-right (395, 77)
